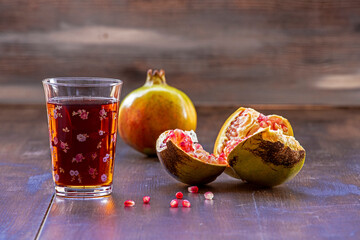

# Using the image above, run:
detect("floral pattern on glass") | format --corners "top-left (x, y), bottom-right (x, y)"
top-left (77, 133), bottom-right (89, 142)
top-left (70, 170), bottom-right (81, 183)
top-left (103, 154), bottom-right (110, 163)
top-left (51, 146), bottom-right (57, 161)
top-left (47, 98), bottom-right (118, 187)
top-left (53, 106), bottom-right (63, 119)
top-left (99, 108), bottom-right (107, 120)
top-left (101, 174), bottom-right (107, 182)
top-left (54, 174), bottom-right (59, 182)
top-left (89, 167), bottom-right (98, 179)
top-left (72, 109), bottom-right (89, 120)
top-left (60, 141), bottom-right (69, 153)
top-left (72, 153), bottom-right (85, 163)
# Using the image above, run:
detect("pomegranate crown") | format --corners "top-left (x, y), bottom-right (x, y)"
top-left (145, 69), bottom-right (167, 86)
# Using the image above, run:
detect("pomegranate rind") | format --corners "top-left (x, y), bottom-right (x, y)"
top-left (156, 131), bottom-right (226, 185)
top-left (214, 107), bottom-right (256, 179)
top-left (214, 107), bottom-right (254, 156)
top-left (214, 108), bottom-right (294, 156)
top-left (213, 107), bottom-right (294, 179)
top-left (227, 128), bottom-right (305, 187)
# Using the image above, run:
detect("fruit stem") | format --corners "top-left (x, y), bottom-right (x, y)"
top-left (145, 69), bottom-right (167, 86)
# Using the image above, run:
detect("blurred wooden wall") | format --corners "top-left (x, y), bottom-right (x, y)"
top-left (0, 0), bottom-right (359, 105)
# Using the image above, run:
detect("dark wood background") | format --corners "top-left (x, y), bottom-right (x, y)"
top-left (0, 0), bottom-right (360, 105)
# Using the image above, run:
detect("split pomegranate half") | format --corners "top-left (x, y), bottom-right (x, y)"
top-left (156, 129), bottom-right (226, 185)
top-left (156, 107), bottom-right (305, 186)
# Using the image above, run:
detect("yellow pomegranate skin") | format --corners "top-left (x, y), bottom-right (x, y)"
top-left (213, 107), bottom-right (304, 186)
top-left (227, 128), bottom-right (305, 187)
top-left (118, 69), bottom-right (197, 156)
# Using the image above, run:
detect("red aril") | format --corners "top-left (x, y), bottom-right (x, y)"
top-left (143, 196), bottom-right (150, 204)
top-left (124, 200), bottom-right (135, 207)
top-left (204, 192), bottom-right (214, 200)
top-left (170, 199), bottom-right (178, 208)
top-left (175, 192), bottom-right (183, 199)
top-left (188, 186), bottom-right (199, 193)
top-left (182, 200), bottom-right (191, 208)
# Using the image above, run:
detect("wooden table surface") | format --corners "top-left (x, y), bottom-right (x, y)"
top-left (0, 105), bottom-right (359, 240)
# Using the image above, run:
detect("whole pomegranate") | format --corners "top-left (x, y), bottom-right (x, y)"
top-left (118, 69), bottom-right (197, 156)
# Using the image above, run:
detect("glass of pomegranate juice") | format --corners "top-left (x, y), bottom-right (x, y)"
top-left (43, 77), bottom-right (122, 197)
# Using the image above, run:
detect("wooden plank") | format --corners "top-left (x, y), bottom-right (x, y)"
top-left (0, 105), bottom-right (54, 240)
top-left (38, 107), bottom-right (360, 239)
top-left (0, 0), bottom-right (360, 105)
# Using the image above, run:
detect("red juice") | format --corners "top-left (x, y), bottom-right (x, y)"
top-left (46, 97), bottom-right (119, 187)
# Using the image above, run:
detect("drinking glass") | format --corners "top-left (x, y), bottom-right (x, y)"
top-left (43, 77), bottom-right (122, 197)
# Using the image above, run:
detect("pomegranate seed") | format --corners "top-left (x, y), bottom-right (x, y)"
top-left (176, 192), bottom-right (183, 199)
top-left (188, 186), bottom-right (199, 193)
top-left (282, 125), bottom-right (288, 132)
top-left (124, 200), bottom-right (135, 207)
top-left (204, 191), bottom-right (214, 200)
top-left (182, 199), bottom-right (191, 208)
top-left (143, 196), bottom-right (150, 204)
top-left (195, 143), bottom-right (200, 149)
top-left (257, 113), bottom-right (267, 122)
top-left (259, 121), bottom-right (267, 128)
top-left (170, 199), bottom-right (178, 208)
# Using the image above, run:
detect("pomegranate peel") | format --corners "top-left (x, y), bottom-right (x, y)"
top-left (214, 108), bottom-right (293, 157)
top-left (156, 130), bottom-right (226, 185)
top-left (213, 107), bottom-right (297, 182)
top-left (227, 128), bottom-right (305, 187)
